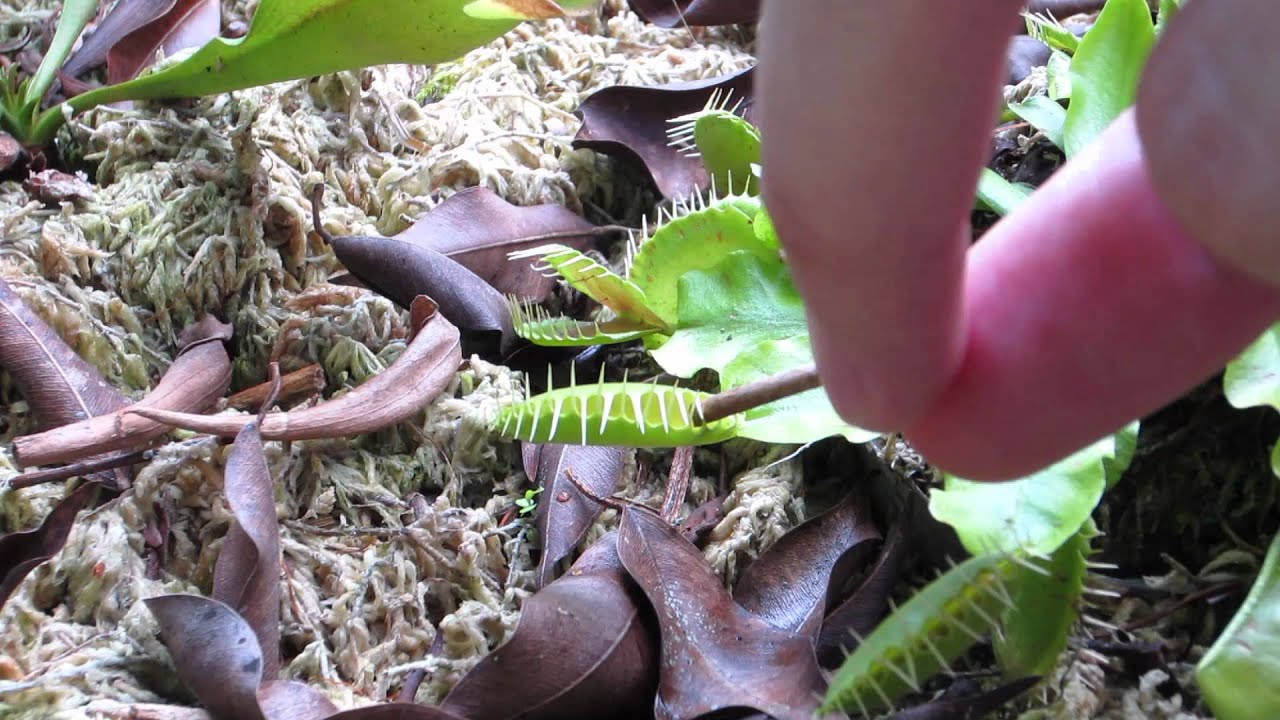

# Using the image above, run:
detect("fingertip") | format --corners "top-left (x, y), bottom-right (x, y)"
top-left (904, 112), bottom-right (1280, 481)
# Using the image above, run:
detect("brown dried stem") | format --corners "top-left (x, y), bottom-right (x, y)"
top-left (224, 363), bottom-right (323, 412)
top-left (695, 365), bottom-right (822, 426)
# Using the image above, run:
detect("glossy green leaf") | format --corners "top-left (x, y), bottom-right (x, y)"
top-left (720, 335), bottom-right (878, 445)
top-left (1007, 95), bottom-right (1067, 150)
top-left (929, 421), bottom-right (1139, 557)
top-left (975, 168), bottom-right (1034, 217)
top-left (650, 251), bottom-right (808, 379)
top-left (1197, 528), bottom-right (1280, 720)
top-left (38, 0), bottom-right (594, 143)
top-left (509, 299), bottom-right (659, 347)
top-left (1062, 0), bottom-right (1156, 157)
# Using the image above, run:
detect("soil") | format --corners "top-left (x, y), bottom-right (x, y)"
top-left (0, 2), bottom-right (1276, 719)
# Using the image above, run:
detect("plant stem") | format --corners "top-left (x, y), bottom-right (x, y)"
top-left (695, 364), bottom-right (822, 426)
top-left (24, 0), bottom-right (97, 108)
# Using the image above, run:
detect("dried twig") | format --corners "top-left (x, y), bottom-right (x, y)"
top-left (695, 364), bottom-right (822, 426)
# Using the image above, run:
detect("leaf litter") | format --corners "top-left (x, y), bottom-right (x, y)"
top-left (0, 1), bottom-right (767, 715)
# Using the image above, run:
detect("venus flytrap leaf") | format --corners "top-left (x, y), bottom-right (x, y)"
top-left (929, 421), bottom-right (1138, 558)
top-left (28, 0), bottom-right (599, 145)
top-left (820, 552), bottom-right (1022, 717)
top-left (1197, 528), bottom-right (1280, 720)
top-left (975, 168), bottom-right (1034, 217)
top-left (993, 521), bottom-right (1094, 679)
top-left (627, 196), bottom-right (775, 324)
top-left (508, 244), bottom-right (670, 331)
top-left (1223, 323), bottom-right (1280, 477)
top-left (493, 380), bottom-right (740, 447)
top-left (1024, 12), bottom-right (1080, 54)
top-left (1006, 95), bottom-right (1067, 150)
top-left (667, 105), bottom-right (760, 197)
top-left (508, 298), bottom-right (660, 347)
top-left (1061, 0), bottom-right (1156, 157)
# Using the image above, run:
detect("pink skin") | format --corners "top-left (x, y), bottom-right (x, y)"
top-left (758, 1), bottom-right (1280, 480)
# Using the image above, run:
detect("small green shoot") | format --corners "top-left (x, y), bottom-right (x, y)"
top-left (515, 487), bottom-right (543, 516)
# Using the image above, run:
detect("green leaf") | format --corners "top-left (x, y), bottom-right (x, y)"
top-left (1224, 323), bottom-right (1280, 478)
top-left (25, 0), bottom-right (97, 107)
top-left (929, 422), bottom-right (1140, 557)
top-left (509, 299), bottom-right (660, 347)
top-left (994, 521), bottom-right (1093, 678)
top-left (650, 251), bottom-right (808, 379)
top-left (1007, 95), bottom-right (1067, 150)
top-left (1025, 13), bottom-right (1080, 54)
top-left (692, 110), bottom-right (761, 196)
top-left (1224, 323), bottom-right (1280, 413)
top-left (44, 0), bottom-right (590, 142)
top-left (1047, 50), bottom-right (1073, 101)
top-left (509, 244), bottom-right (669, 331)
top-left (720, 335), bottom-right (878, 445)
top-left (628, 197), bottom-right (776, 324)
top-left (1061, 0), bottom-right (1156, 157)
top-left (975, 168), bottom-right (1034, 217)
top-left (1197, 528), bottom-right (1280, 720)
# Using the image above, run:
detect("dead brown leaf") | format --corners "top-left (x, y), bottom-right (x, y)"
top-left (125, 296), bottom-right (461, 441)
top-left (573, 67), bottom-right (754, 199)
top-left (11, 315), bottom-right (233, 468)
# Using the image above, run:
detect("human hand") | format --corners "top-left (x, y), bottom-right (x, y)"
top-left (757, 0), bottom-right (1280, 480)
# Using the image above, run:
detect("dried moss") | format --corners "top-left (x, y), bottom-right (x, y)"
top-left (0, 1), bottom-right (765, 715)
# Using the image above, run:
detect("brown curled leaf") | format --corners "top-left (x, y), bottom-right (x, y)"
top-left (0, 276), bottom-right (130, 431)
top-left (124, 297), bottom-right (462, 441)
top-left (531, 443), bottom-right (628, 588)
top-left (817, 516), bottom-right (910, 667)
top-left (106, 0), bottom-right (220, 85)
top-left (442, 532), bottom-right (658, 720)
top-left (10, 316), bottom-right (233, 468)
top-left (60, 0), bottom-right (178, 80)
top-left (395, 187), bottom-right (604, 302)
top-left (628, 0), bottom-right (760, 27)
top-left (616, 504), bottom-right (827, 720)
top-left (326, 705), bottom-right (470, 720)
top-left (733, 488), bottom-right (882, 639)
top-left (0, 480), bottom-right (100, 610)
top-left (573, 67), bottom-right (754, 200)
top-left (315, 191), bottom-right (515, 358)
top-left (146, 594), bottom-right (269, 720)
top-left (147, 593), bottom-right (339, 720)
top-left (212, 422), bottom-right (282, 680)
top-left (256, 680), bottom-right (339, 720)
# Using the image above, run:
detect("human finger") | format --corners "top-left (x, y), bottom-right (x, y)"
top-left (904, 111), bottom-right (1280, 481)
top-left (1137, 0), bottom-right (1280, 288)
top-left (757, 0), bottom-right (1026, 432)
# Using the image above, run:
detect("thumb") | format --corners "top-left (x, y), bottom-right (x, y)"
top-left (1136, 0), bottom-right (1280, 288)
